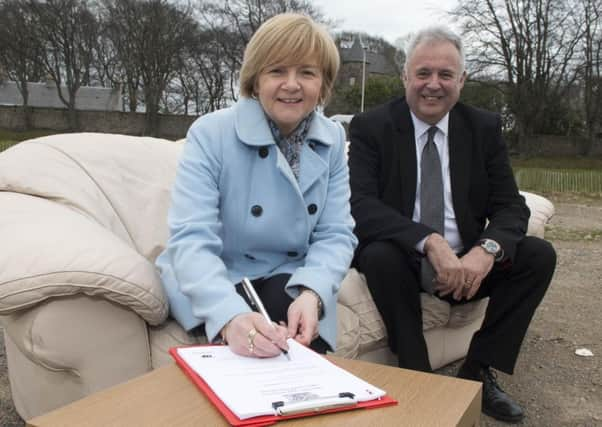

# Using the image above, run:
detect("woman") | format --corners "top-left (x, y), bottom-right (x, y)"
top-left (156, 13), bottom-right (357, 358)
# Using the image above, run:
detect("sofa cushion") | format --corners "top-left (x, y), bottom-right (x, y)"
top-left (333, 303), bottom-right (361, 358)
top-left (448, 298), bottom-right (489, 328)
top-left (420, 294), bottom-right (451, 330)
top-left (0, 192), bottom-right (167, 324)
top-left (149, 319), bottom-right (208, 368)
top-left (337, 269), bottom-right (387, 354)
top-left (0, 133), bottom-right (183, 262)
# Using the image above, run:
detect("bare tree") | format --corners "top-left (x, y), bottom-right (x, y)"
top-left (193, 29), bottom-right (231, 113)
top-left (102, 0), bottom-right (197, 136)
top-left (28, 0), bottom-right (99, 130)
top-left (577, 0), bottom-right (602, 155)
top-left (452, 0), bottom-right (583, 155)
top-left (196, 0), bottom-right (329, 102)
top-left (0, 0), bottom-right (44, 129)
top-left (101, 0), bottom-right (144, 113)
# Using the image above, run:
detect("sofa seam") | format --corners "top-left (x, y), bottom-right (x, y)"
top-left (0, 287), bottom-right (166, 324)
top-left (20, 322), bottom-right (81, 377)
top-left (0, 271), bottom-right (165, 308)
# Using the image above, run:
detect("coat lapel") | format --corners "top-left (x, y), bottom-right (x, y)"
top-left (448, 107), bottom-right (472, 224)
top-left (235, 98), bottom-right (333, 197)
top-left (275, 148), bottom-right (301, 195)
top-left (298, 143), bottom-right (328, 195)
top-left (394, 100), bottom-right (418, 217)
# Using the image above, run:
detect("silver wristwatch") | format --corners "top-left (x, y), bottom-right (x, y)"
top-left (478, 239), bottom-right (504, 262)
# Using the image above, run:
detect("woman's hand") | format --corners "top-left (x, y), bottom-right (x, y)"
top-left (287, 289), bottom-right (320, 346)
top-left (222, 312), bottom-right (288, 358)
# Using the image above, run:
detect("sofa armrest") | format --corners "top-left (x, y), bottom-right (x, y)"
top-left (2, 295), bottom-right (151, 419)
top-left (0, 192), bottom-right (167, 324)
top-left (521, 191), bottom-right (555, 238)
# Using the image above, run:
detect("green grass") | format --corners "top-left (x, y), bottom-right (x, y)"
top-left (511, 156), bottom-right (602, 194)
top-left (0, 128), bottom-right (57, 142)
top-left (0, 129), bottom-right (57, 152)
top-left (514, 168), bottom-right (602, 193)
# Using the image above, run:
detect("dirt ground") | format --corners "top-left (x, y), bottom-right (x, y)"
top-left (476, 194), bottom-right (602, 427)
top-left (1, 192), bottom-right (601, 426)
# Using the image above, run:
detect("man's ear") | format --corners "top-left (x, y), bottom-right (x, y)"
top-left (459, 71), bottom-right (467, 88)
top-left (401, 72), bottom-right (408, 88)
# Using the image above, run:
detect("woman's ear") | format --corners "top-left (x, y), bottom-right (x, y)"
top-left (252, 79), bottom-right (259, 98)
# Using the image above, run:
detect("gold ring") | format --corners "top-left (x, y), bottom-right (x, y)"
top-left (464, 282), bottom-right (473, 288)
top-left (247, 328), bottom-right (257, 353)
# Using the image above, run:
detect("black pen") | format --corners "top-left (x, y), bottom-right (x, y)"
top-left (241, 277), bottom-right (291, 360)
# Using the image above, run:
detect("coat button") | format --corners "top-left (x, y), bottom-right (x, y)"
top-left (258, 146), bottom-right (269, 158)
top-left (307, 203), bottom-right (318, 214)
top-left (287, 251), bottom-right (298, 257)
top-left (251, 205), bottom-right (263, 217)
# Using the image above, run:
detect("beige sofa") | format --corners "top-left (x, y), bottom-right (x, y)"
top-left (0, 133), bottom-right (554, 420)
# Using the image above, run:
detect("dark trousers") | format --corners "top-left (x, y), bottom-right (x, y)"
top-left (235, 274), bottom-right (330, 354)
top-left (357, 236), bottom-right (556, 374)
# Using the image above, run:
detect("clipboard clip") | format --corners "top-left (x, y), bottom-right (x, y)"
top-left (272, 392), bottom-right (357, 416)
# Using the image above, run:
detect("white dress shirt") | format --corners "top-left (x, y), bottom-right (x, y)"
top-left (410, 112), bottom-right (464, 254)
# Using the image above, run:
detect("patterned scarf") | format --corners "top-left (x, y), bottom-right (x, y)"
top-left (267, 112), bottom-right (314, 180)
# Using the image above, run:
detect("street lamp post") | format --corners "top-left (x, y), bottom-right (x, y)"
top-left (359, 34), bottom-right (367, 113)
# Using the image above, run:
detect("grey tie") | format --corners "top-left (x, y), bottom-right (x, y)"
top-left (420, 126), bottom-right (443, 294)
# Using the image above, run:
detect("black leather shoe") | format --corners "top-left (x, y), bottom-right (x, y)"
top-left (458, 363), bottom-right (525, 423)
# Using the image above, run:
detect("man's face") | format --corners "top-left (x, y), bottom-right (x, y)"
top-left (402, 40), bottom-right (466, 125)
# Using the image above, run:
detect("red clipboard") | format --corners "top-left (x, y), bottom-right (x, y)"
top-left (169, 346), bottom-right (397, 426)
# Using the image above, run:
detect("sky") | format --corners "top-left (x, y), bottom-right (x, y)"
top-left (313, 0), bottom-right (459, 46)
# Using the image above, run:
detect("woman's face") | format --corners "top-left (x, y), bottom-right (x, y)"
top-left (255, 61), bottom-right (323, 136)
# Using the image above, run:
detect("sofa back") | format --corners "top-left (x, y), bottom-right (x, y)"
top-left (0, 133), bottom-right (183, 261)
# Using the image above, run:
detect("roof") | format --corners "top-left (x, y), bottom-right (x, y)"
top-left (339, 37), bottom-right (398, 76)
top-left (0, 81), bottom-right (122, 111)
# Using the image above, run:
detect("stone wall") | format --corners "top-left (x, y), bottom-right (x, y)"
top-left (0, 106), bottom-right (197, 140)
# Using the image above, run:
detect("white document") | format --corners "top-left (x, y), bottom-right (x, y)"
top-left (177, 339), bottom-right (386, 420)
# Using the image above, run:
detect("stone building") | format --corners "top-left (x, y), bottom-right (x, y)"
top-left (337, 35), bottom-right (399, 88)
top-left (327, 34), bottom-right (400, 116)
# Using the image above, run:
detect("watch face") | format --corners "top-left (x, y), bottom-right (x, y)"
top-left (481, 239), bottom-right (500, 255)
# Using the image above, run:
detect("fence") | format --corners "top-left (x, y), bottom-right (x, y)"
top-left (515, 168), bottom-right (602, 193)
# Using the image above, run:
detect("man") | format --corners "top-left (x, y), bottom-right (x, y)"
top-left (348, 26), bottom-right (556, 423)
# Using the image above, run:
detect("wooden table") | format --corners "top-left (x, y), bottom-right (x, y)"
top-left (27, 356), bottom-right (481, 427)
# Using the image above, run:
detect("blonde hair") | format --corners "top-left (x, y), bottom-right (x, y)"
top-left (239, 13), bottom-right (340, 105)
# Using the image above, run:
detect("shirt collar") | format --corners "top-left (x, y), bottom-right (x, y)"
top-left (409, 111), bottom-right (450, 139)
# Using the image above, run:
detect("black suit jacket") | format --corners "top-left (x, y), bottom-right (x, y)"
top-left (348, 97), bottom-right (530, 263)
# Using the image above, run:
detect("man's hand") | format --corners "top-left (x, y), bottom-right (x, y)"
top-left (460, 246), bottom-right (495, 300)
top-left (287, 289), bottom-right (320, 346)
top-left (425, 233), bottom-right (464, 298)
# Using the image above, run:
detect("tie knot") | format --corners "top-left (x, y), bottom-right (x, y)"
top-left (427, 126), bottom-right (438, 143)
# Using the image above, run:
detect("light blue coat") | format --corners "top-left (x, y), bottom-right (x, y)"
top-left (155, 98), bottom-right (357, 349)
